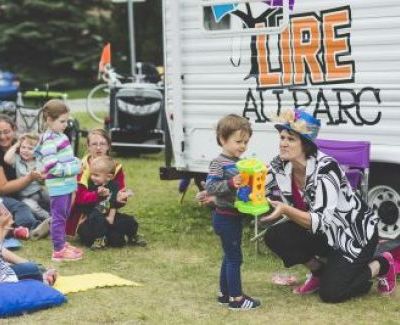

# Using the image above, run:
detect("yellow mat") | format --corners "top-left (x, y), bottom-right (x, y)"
top-left (53, 273), bottom-right (142, 294)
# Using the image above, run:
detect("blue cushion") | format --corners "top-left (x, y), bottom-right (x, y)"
top-left (0, 279), bottom-right (67, 317)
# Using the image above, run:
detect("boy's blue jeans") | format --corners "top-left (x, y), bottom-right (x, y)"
top-left (10, 262), bottom-right (43, 282)
top-left (2, 196), bottom-right (40, 230)
top-left (212, 211), bottom-right (243, 297)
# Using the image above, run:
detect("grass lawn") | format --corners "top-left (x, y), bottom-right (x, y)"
top-left (9, 113), bottom-right (400, 324)
top-left (67, 88), bottom-right (93, 100)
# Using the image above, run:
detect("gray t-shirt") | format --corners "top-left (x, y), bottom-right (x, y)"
top-left (14, 155), bottom-right (42, 197)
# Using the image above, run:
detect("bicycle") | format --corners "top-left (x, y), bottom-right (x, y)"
top-left (0, 88), bottom-right (81, 155)
top-left (86, 62), bottom-right (165, 154)
top-left (86, 63), bottom-right (161, 123)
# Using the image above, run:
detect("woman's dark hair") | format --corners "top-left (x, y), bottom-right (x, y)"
top-left (301, 138), bottom-right (317, 158)
top-left (0, 114), bottom-right (17, 130)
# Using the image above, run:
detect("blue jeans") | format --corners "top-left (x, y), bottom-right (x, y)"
top-left (10, 262), bottom-right (43, 282)
top-left (212, 211), bottom-right (243, 297)
top-left (3, 196), bottom-right (39, 230)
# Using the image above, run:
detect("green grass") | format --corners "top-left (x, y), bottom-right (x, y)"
top-left (67, 86), bottom-right (108, 100)
top-left (67, 88), bottom-right (93, 100)
top-left (73, 112), bottom-right (101, 131)
top-left (9, 114), bottom-right (400, 324)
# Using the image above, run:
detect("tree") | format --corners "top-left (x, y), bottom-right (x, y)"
top-left (0, 0), bottom-right (111, 89)
top-left (107, 0), bottom-right (163, 74)
top-left (0, 0), bottom-right (163, 89)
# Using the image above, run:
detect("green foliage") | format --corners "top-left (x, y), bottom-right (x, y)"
top-left (66, 88), bottom-right (92, 100)
top-left (0, 0), bottom-right (111, 89)
top-left (0, 0), bottom-right (163, 90)
top-left (106, 0), bottom-right (163, 73)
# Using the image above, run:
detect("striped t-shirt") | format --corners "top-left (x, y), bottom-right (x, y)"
top-left (35, 130), bottom-right (80, 196)
top-left (0, 256), bottom-right (17, 283)
top-left (205, 154), bottom-right (239, 210)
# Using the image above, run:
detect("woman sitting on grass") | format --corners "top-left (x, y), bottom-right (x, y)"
top-left (66, 128), bottom-right (145, 246)
top-left (0, 114), bottom-right (48, 239)
top-left (4, 132), bottom-right (51, 240)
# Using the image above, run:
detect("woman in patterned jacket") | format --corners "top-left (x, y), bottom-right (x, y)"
top-left (262, 108), bottom-right (396, 302)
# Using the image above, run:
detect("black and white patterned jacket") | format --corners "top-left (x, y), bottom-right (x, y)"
top-left (267, 151), bottom-right (378, 262)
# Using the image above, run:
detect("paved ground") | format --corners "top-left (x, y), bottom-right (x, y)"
top-left (67, 98), bottom-right (107, 113)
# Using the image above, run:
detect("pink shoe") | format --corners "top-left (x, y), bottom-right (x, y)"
top-left (377, 252), bottom-right (397, 295)
top-left (13, 226), bottom-right (30, 240)
top-left (293, 273), bottom-right (320, 295)
top-left (64, 242), bottom-right (83, 254)
top-left (52, 247), bottom-right (83, 262)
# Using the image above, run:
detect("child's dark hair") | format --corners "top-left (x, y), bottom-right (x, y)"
top-left (42, 99), bottom-right (69, 122)
top-left (216, 114), bottom-right (252, 146)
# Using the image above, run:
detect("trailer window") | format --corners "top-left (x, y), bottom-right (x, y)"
top-left (201, 0), bottom-right (290, 36)
top-left (203, 6), bottom-right (231, 31)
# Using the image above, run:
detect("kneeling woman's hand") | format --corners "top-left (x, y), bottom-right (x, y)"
top-left (259, 200), bottom-right (286, 223)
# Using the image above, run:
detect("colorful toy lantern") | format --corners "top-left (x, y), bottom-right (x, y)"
top-left (234, 158), bottom-right (270, 216)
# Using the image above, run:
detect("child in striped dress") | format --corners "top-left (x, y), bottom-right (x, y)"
top-left (35, 99), bottom-right (83, 262)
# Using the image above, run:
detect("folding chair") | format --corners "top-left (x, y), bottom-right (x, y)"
top-left (315, 139), bottom-right (371, 202)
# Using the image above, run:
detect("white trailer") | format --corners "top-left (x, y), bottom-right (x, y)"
top-left (160, 0), bottom-right (400, 238)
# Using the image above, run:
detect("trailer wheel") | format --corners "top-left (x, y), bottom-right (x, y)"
top-left (369, 165), bottom-right (400, 239)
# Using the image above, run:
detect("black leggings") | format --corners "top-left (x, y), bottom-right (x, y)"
top-left (106, 213), bottom-right (138, 247)
top-left (264, 221), bottom-right (378, 303)
top-left (78, 212), bottom-right (138, 247)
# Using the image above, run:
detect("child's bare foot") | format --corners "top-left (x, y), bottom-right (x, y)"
top-left (43, 268), bottom-right (58, 286)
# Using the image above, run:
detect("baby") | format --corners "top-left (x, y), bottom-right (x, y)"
top-left (4, 133), bottom-right (50, 224)
top-left (89, 156), bottom-right (119, 226)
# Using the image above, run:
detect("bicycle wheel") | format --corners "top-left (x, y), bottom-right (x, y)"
top-left (86, 83), bottom-right (109, 124)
